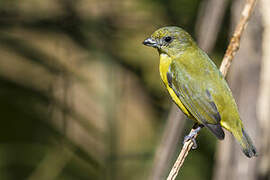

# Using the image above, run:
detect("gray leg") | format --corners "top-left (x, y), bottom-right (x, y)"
top-left (183, 125), bottom-right (202, 149)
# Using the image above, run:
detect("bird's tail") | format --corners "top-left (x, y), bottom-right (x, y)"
top-left (232, 127), bottom-right (258, 158)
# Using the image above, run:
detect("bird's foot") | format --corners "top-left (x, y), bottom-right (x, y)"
top-left (183, 126), bottom-right (202, 149)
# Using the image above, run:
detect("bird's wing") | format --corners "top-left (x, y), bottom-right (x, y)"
top-left (167, 60), bottom-right (225, 140)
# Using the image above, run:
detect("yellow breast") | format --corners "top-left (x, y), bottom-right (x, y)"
top-left (159, 53), bottom-right (191, 116)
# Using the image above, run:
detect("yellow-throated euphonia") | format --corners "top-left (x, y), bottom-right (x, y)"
top-left (143, 26), bottom-right (257, 158)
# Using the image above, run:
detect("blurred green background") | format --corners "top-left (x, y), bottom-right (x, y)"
top-left (0, 0), bottom-right (265, 180)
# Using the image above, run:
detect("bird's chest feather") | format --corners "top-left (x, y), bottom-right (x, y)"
top-left (159, 53), bottom-right (172, 83)
top-left (159, 53), bottom-right (191, 116)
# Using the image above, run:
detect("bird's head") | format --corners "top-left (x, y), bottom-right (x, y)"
top-left (143, 26), bottom-right (195, 57)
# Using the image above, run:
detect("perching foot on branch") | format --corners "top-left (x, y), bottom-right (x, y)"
top-left (183, 124), bottom-right (203, 149)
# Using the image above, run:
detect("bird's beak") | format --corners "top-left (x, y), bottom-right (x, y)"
top-left (142, 38), bottom-right (158, 48)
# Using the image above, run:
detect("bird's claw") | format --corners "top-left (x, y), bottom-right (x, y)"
top-left (183, 126), bottom-right (201, 149)
top-left (183, 133), bottom-right (198, 149)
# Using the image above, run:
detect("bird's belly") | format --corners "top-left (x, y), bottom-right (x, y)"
top-left (166, 85), bottom-right (191, 117)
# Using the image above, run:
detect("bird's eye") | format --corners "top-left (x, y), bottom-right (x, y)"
top-left (164, 36), bottom-right (173, 43)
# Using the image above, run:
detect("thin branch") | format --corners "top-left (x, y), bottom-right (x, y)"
top-left (219, 0), bottom-right (258, 76)
top-left (149, 105), bottom-right (185, 180)
top-left (166, 0), bottom-right (257, 179)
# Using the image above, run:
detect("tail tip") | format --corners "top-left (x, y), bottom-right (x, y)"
top-left (243, 147), bottom-right (258, 158)
top-left (241, 128), bottom-right (258, 158)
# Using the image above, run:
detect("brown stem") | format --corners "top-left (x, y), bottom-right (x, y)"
top-left (219, 0), bottom-right (257, 76)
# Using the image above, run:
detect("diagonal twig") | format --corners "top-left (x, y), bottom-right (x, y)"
top-left (166, 0), bottom-right (258, 179)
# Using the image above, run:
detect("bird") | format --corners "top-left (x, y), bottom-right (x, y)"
top-left (142, 26), bottom-right (257, 158)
